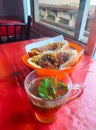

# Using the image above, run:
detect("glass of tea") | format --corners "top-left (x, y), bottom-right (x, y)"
top-left (24, 70), bottom-right (83, 124)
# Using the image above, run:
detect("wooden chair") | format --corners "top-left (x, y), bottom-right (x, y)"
top-left (0, 16), bottom-right (32, 43)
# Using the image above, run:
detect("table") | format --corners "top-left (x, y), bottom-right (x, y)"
top-left (0, 38), bottom-right (96, 130)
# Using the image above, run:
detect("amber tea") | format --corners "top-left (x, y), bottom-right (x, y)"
top-left (28, 77), bottom-right (68, 123)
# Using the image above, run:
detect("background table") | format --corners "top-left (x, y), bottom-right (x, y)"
top-left (0, 19), bottom-right (22, 37)
top-left (0, 38), bottom-right (96, 130)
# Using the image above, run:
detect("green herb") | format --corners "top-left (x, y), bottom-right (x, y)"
top-left (38, 78), bottom-right (56, 99)
top-left (38, 77), bottom-right (67, 100)
top-left (58, 81), bottom-right (67, 90)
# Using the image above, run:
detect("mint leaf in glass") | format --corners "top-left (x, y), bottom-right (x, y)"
top-left (38, 77), bottom-right (67, 100)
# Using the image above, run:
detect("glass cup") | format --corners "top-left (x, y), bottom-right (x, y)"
top-left (24, 70), bottom-right (83, 124)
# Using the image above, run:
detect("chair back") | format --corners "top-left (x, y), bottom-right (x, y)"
top-left (26, 15), bottom-right (32, 40)
top-left (0, 15), bottom-right (32, 43)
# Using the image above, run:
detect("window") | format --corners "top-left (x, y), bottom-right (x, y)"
top-left (34, 0), bottom-right (96, 44)
top-left (35, 0), bottom-right (80, 37)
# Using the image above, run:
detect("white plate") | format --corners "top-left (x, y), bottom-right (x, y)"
top-left (25, 35), bottom-right (65, 52)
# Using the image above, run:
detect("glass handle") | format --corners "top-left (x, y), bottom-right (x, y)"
top-left (66, 84), bottom-right (83, 103)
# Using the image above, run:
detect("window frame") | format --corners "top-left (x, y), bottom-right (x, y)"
top-left (86, 14), bottom-right (96, 56)
top-left (74, 0), bottom-right (90, 41)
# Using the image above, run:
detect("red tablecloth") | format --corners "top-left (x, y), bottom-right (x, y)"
top-left (0, 38), bottom-right (96, 130)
